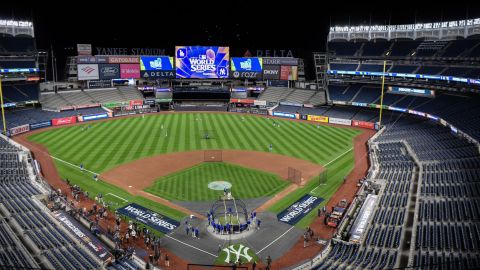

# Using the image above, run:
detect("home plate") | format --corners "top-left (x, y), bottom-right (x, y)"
top-left (128, 185), bottom-right (132, 188)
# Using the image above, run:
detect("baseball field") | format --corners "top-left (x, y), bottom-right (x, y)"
top-left (26, 112), bottom-right (362, 228)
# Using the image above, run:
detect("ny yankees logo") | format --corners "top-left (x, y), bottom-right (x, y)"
top-left (222, 244), bottom-right (253, 263)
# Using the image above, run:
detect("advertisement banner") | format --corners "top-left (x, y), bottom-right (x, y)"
top-left (140, 70), bottom-right (175, 79)
top-left (53, 211), bottom-right (111, 261)
top-left (77, 64), bottom-right (99, 80)
top-left (52, 116), bottom-right (77, 126)
top-left (120, 64), bottom-right (140, 79)
top-left (280, 65), bottom-right (298, 80)
top-left (231, 71), bottom-right (262, 79)
top-left (231, 57), bottom-right (263, 72)
top-left (175, 46), bottom-right (229, 79)
top-left (99, 64), bottom-right (120, 80)
top-left (230, 98), bottom-right (254, 104)
top-left (77, 56), bottom-right (97, 64)
top-left (349, 194), bottom-right (378, 242)
top-left (144, 99), bottom-right (156, 105)
top-left (74, 103), bottom-right (101, 110)
top-left (77, 44), bottom-right (92, 56)
top-left (82, 113), bottom-right (109, 122)
top-left (263, 58), bottom-right (298, 66)
top-left (2, 102), bottom-right (16, 108)
top-left (408, 110), bottom-right (426, 117)
top-left (108, 56), bottom-right (140, 64)
top-left (352, 120), bottom-right (375, 129)
top-left (329, 117), bottom-right (352, 126)
top-left (129, 100), bottom-right (144, 106)
top-left (307, 115), bottom-right (329, 123)
top-left (30, 121), bottom-right (52, 130)
top-left (140, 56), bottom-right (174, 71)
top-left (277, 194), bottom-right (324, 225)
top-left (116, 203), bottom-right (180, 234)
top-left (262, 65), bottom-right (281, 80)
top-left (272, 111), bottom-right (296, 119)
top-left (254, 100), bottom-right (267, 106)
top-left (387, 86), bottom-right (435, 97)
top-left (10, 124), bottom-right (30, 136)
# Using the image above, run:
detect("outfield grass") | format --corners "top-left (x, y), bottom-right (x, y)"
top-left (28, 113), bottom-right (360, 172)
top-left (28, 113), bottom-right (361, 225)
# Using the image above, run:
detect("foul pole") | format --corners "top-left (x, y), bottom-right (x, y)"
top-left (378, 60), bottom-right (387, 126)
top-left (0, 75), bottom-right (6, 135)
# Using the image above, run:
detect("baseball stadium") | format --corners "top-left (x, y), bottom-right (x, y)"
top-left (1, 4), bottom-right (480, 270)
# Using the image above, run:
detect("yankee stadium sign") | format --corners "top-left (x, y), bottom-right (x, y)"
top-left (117, 203), bottom-right (179, 233)
top-left (277, 194), bottom-right (323, 225)
top-left (95, 47), bottom-right (166, 55)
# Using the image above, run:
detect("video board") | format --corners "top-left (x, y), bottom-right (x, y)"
top-left (175, 46), bottom-right (229, 79)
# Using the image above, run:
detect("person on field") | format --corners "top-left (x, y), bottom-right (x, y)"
top-left (164, 253), bottom-right (170, 267)
top-left (79, 163), bottom-right (84, 172)
top-left (269, 143), bottom-right (273, 152)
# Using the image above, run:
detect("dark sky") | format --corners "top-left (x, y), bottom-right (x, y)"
top-left (1, 1), bottom-right (479, 79)
top-left (2, 2), bottom-right (480, 52)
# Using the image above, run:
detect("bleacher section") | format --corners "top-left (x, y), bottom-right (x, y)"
top-left (257, 87), bottom-right (326, 106)
top-left (327, 82), bottom-right (480, 141)
top-left (0, 37), bottom-right (36, 54)
top-left (0, 136), bottom-right (102, 270)
top-left (2, 84), bottom-right (39, 103)
top-left (40, 87), bottom-right (143, 110)
top-left (377, 117), bottom-right (480, 269)
top-left (1, 107), bottom-right (107, 130)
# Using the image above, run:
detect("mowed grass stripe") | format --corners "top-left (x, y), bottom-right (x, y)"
top-left (106, 118), bottom-right (147, 169)
top-left (273, 120), bottom-right (327, 163)
top-left (145, 162), bottom-right (288, 201)
top-left (288, 121), bottom-right (341, 157)
top-left (88, 119), bottom-right (134, 171)
top-left (75, 120), bottom-right (130, 168)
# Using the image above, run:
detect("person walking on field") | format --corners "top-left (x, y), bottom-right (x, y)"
top-left (266, 256), bottom-right (272, 270)
top-left (164, 253), bottom-right (170, 267)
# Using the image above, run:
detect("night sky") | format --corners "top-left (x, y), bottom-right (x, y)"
top-left (1, 1), bottom-right (479, 79)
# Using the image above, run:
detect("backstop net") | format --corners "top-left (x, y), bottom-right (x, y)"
top-left (288, 167), bottom-right (303, 186)
top-left (204, 150), bottom-right (223, 162)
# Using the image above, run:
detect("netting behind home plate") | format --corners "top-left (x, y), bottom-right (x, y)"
top-left (204, 150), bottom-right (223, 162)
top-left (288, 167), bottom-right (302, 185)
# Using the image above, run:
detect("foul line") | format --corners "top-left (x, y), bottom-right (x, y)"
top-left (106, 193), bottom-right (128, 202)
top-left (50, 155), bottom-right (99, 175)
top-left (164, 235), bottom-right (218, 257)
top-left (310, 147), bottom-right (353, 194)
top-left (324, 147), bottom-right (353, 167)
top-left (257, 226), bottom-right (296, 254)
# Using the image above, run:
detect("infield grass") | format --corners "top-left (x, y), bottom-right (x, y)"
top-left (145, 162), bottom-right (289, 201)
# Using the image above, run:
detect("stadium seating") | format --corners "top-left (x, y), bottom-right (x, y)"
top-left (1, 107), bottom-right (107, 130)
top-left (40, 87), bottom-right (143, 111)
top-left (2, 84), bottom-right (39, 103)
top-left (257, 87), bottom-right (294, 103)
top-left (0, 37), bottom-right (36, 53)
top-left (0, 136), bottom-right (102, 270)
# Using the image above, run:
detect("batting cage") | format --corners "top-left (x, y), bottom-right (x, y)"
top-left (288, 167), bottom-right (303, 186)
top-left (204, 150), bottom-right (223, 162)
